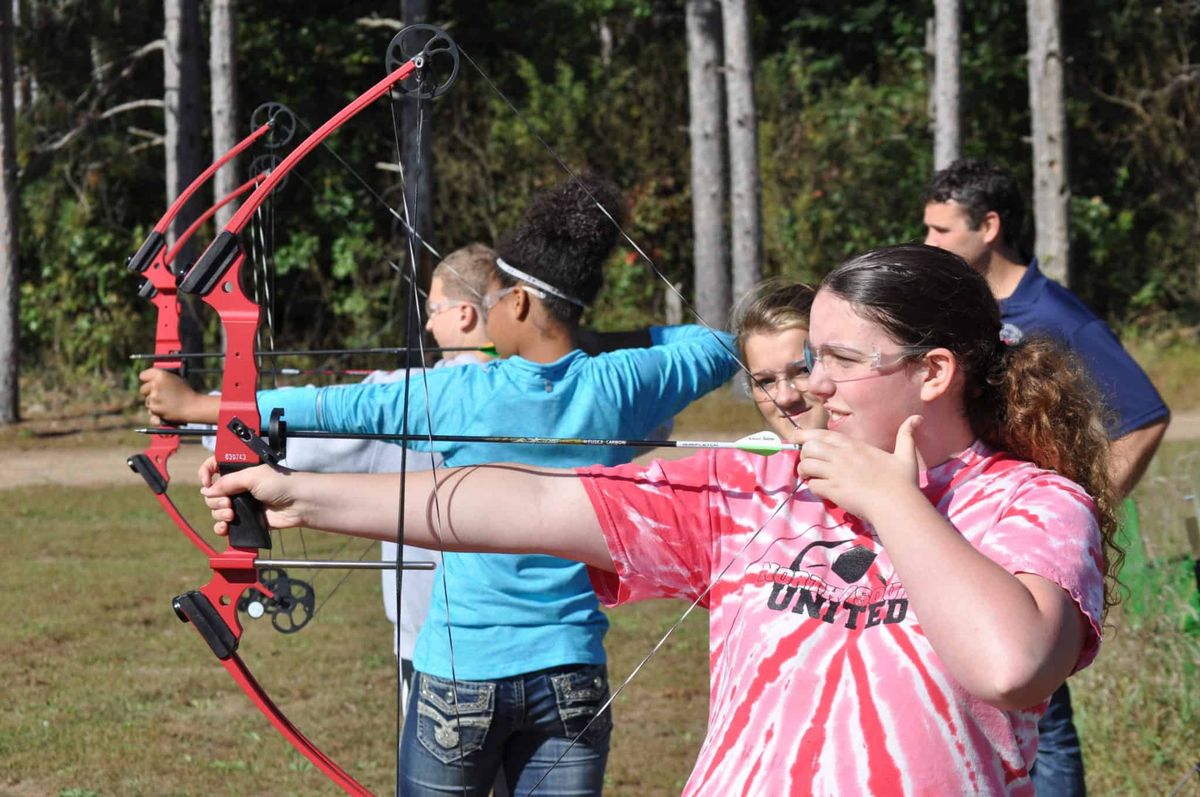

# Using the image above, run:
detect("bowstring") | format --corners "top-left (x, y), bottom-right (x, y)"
top-left (257, 108), bottom-right (448, 616)
top-left (385, 50), bottom-right (470, 795)
top-left (245, 156), bottom-right (301, 571)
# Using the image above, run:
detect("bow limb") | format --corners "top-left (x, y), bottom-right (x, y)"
top-left (171, 549), bottom-right (371, 795)
top-left (163, 174), bottom-right (262, 268)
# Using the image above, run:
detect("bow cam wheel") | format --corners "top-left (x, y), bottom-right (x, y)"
top-left (249, 102), bottom-right (297, 149)
top-left (248, 154), bottom-right (289, 192)
top-left (386, 24), bottom-right (459, 101)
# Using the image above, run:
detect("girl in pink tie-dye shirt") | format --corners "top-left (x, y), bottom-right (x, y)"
top-left (202, 244), bottom-right (1119, 796)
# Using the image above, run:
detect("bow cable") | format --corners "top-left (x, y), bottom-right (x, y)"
top-left (384, 30), bottom-right (472, 793)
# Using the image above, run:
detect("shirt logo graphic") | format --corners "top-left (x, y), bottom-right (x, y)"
top-left (757, 539), bottom-right (908, 631)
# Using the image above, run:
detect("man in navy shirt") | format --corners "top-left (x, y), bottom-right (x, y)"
top-left (922, 158), bottom-right (1170, 796)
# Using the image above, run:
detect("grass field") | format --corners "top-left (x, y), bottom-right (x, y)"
top-left (0, 476), bottom-right (709, 796)
top-left (1, 432), bottom-right (1197, 795)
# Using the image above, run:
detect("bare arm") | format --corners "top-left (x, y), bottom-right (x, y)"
top-left (795, 420), bottom-right (1087, 710)
top-left (1108, 416), bottom-right (1169, 499)
top-left (857, 483), bottom-right (1084, 709)
top-left (199, 458), bottom-right (615, 570)
top-left (140, 368), bottom-right (221, 424)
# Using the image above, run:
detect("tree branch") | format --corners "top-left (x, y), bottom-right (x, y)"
top-left (37, 99), bottom-right (165, 153)
top-left (355, 16), bottom-right (403, 30)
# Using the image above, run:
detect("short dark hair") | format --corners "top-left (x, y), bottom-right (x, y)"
top-left (924, 159), bottom-right (1025, 249)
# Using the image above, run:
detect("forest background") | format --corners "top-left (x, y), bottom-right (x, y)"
top-left (8, 0), bottom-right (1200, 408)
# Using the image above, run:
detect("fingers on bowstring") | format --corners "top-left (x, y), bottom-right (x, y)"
top-left (795, 454), bottom-right (834, 482)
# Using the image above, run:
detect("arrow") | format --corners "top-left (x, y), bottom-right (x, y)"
top-left (130, 344), bottom-right (498, 362)
top-left (137, 427), bottom-right (800, 457)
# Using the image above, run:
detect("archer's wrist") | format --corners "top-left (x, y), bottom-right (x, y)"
top-left (196, 394), bottom-right (222, 425)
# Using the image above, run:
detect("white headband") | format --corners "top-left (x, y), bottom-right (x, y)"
top-left (495, 257), bottom-right (588, 308)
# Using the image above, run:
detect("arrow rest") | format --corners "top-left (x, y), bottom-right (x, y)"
top-left (226, 411), bottom-right (287, 466)
top-left (387, 23), bottom-right (460, 100)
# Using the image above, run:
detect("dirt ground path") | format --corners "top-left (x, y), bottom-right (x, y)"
top-left (1, 442), bottom-right (213, 492)
top-left (4, 410), bottom-right (1199, 492)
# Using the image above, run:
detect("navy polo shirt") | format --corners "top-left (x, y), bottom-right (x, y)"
top-left (998, 259), bottom-right (1168, 439)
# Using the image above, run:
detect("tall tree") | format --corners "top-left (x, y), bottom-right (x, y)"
top-left (209, 0), bottom-right (237, 229)
top-left (686, 0), bottom-right (729, 329)
top-left (1027, 0), bottom-right (1070, 284)
top-left (401, 0), bottom-right (433, 354)
top-left (721, 0), bottom-right (761, 305)
top-left (164, 0), bottom-right (204, 351)
top-left (931, 0), bottom-right (961, 169)
top-left (0, 0), bottom-right (17, 424)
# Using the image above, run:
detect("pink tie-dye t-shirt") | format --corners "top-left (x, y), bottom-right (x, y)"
top-left (579, 440), bottom-right (1104, 797)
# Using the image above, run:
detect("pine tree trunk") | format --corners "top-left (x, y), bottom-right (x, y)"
top-left (0, 0), bottom-right (18, 424)
top-left (722, 0), bottom-right (761, 307)
top-left (164, 0), bottom-right (205, 352)
top-left (686, 0), bottom-right (729, 329)
top-left (401, 0), bottom-right (433, 361)
top-left (931, 0), bottom-right (961, 169)
top-left (209, 0), bottom-right (238, 230)
top-left (1027, 0), bottom-right (1070, 284)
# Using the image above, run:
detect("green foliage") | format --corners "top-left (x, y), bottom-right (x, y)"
top-left (758, 42), bottom-right (931, 283)
top-left (9, 0), bottom-right (1199, 394)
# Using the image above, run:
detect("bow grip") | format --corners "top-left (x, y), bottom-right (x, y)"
top-left (220, 463), bottom-right (273, 550)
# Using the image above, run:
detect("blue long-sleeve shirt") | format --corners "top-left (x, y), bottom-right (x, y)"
top-left (257, 325), bottom-right (738, 679)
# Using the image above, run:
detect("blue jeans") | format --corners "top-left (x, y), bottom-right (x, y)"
top-left (399, 664), bottom-right (612, 796)
top-left (1032, 683), bottom-right (1086, 796)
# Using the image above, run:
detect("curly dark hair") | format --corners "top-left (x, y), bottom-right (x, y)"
top-left (496, 175), bottom-right (624, 325)
top-left (821, 244), bottom-right (1121, 616)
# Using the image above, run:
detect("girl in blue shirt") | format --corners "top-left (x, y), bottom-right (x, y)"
top-left (144, 176), bottom-right (737, 795)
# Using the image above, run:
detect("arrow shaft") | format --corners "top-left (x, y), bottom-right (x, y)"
top-left (131, 345), bottom-right (489, 362)
top-left (137, 426), bottom-right (801, 453)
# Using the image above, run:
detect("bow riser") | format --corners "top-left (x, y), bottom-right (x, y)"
top-left (166, 29), bottom-right (456, 795)
top-left (127, 117), bottom-right (285, 497)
